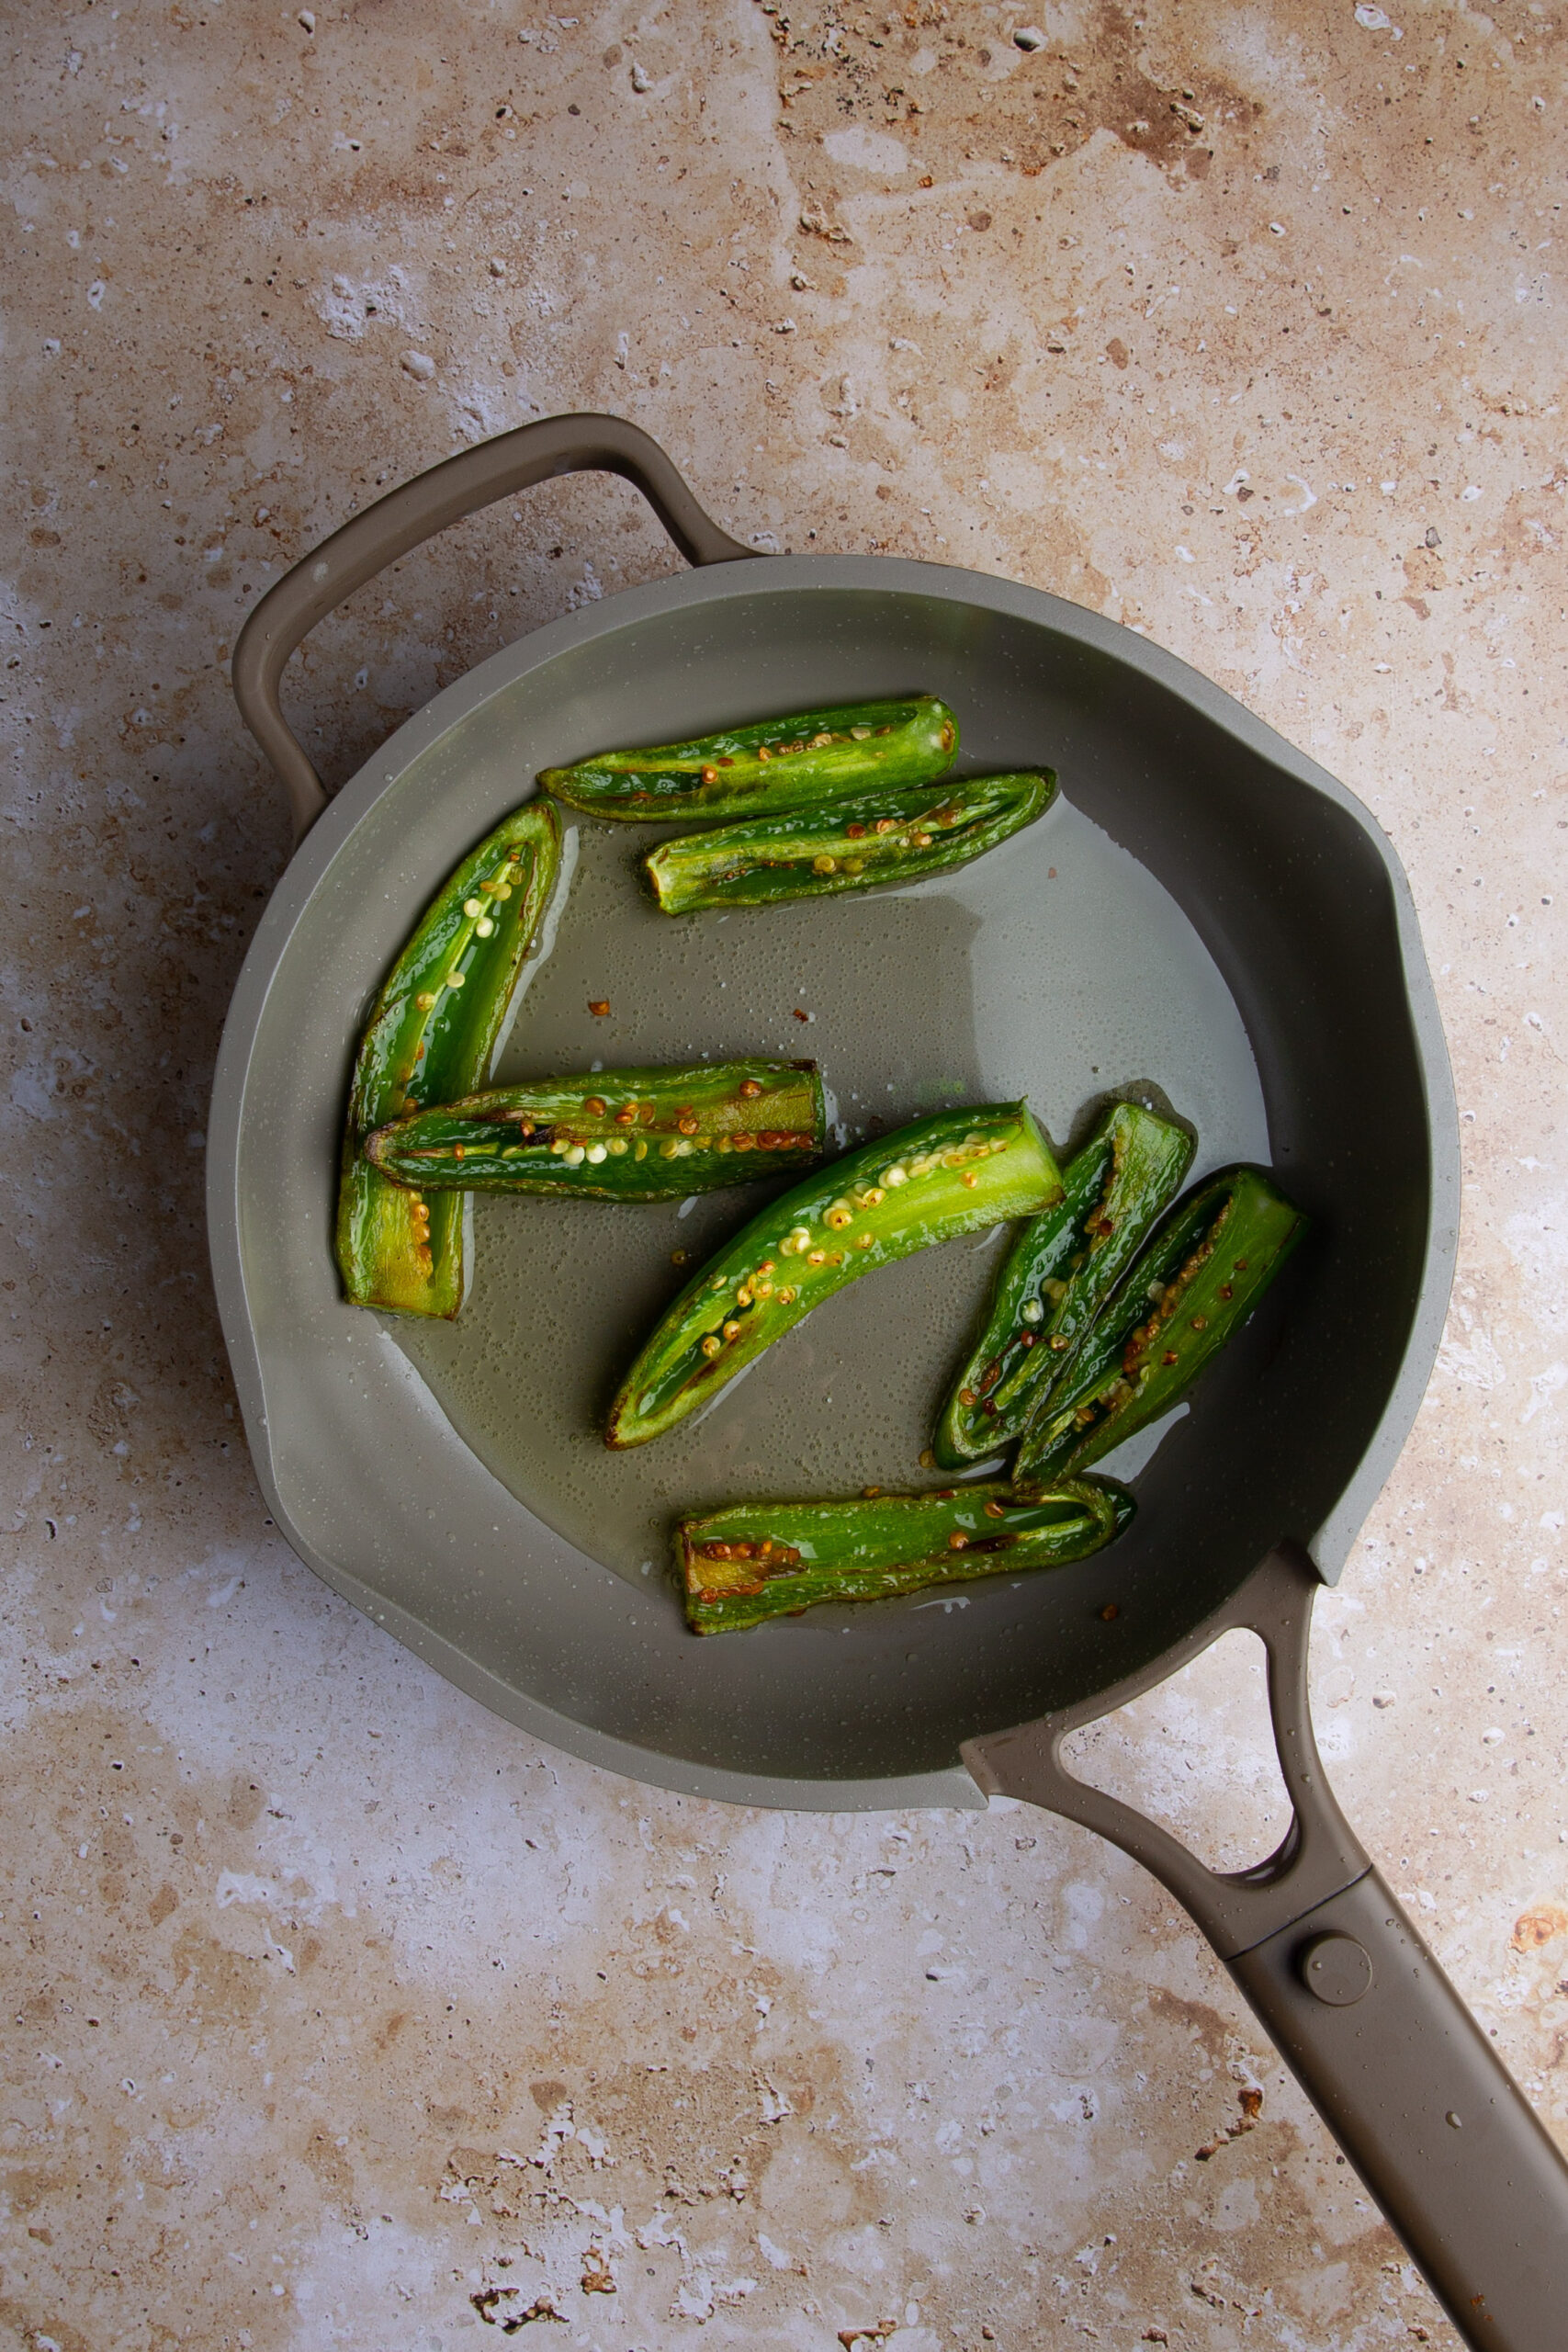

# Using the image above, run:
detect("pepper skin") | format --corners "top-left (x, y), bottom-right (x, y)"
top-left (677, 1474), bottom-right (1134, 1634)
top-left (335, 801), bottom-right (561, 1318)
top-left (1012, 1166), bottom-right (1306, 1482)
top-left (934, 1100), bottom-right (1194, 1467)
top-left (364, 1059), bottom-right (824, 1199)
top-left (606, 1102), bottom-right (1064, 1449)
top-left (644, 772), bottom-right (1055, 916)
top-left (538, 695), bottom-right (958, 821)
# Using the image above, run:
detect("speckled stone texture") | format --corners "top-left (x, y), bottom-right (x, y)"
top-left (4, 1), bottom-right (1566, 2346)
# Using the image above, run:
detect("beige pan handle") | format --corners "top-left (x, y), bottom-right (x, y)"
top-left (965, 1544), bottom-right (1568, 2352)
top-left (231, 413), bottom-right (753, 844)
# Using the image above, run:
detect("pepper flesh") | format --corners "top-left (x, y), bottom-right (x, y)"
top-left (1012, 1166), bottom-right (1306, 1482)
top-left (538, 695), bottom-right (958, 821)
top-left (606, 1102), bottom-right (1064, 1449)
top-left (934, 1100), bottom-right (1194, 1467)
top-left (644, 771), bottom-right (1055, 915)
top-left (364, 1059), bottom-right (824, 1198)
top-left (335, 801), bottom-right (561, 1318)
top-left (678, 1474), bottom-right (1134, 1634)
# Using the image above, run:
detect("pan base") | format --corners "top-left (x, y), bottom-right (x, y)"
top-left (391, 797), bottom-right (1267, 1593)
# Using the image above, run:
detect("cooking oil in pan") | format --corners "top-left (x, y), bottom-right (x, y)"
top-left (393, 797), bottom-right (1268, 1587)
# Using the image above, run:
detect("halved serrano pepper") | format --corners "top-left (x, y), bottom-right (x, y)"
top-left (644, 772), bottom-right (1053, 914)
top-left (677, 1475), bottom-right (1133, 1634)
top-left (538, 695), bottom-right (958, 821)
top-left (335, 800), bottom-right (561, 1317)
top-left (365, 1060), bottom-right (823, 1198)
top-left (935, 1100), bottom-right (1194, 1466)
top-left (1012, 1167), bottom-right (1305, 1482)
top-left (606, 1102), bottom-right (1064, 1449)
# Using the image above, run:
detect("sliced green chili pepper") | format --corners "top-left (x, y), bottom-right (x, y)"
top-left (538, 695), bottom-right (958, 821)
top-left (606, 1102), bottom-right (1063, 1450)
top-left (643, 771), bottom-right (1055, 916)
top-left (677, 1474), bottom-right (1134, 1634)
top-left (335, 801), bottom-right (561, 1318)
top-left (363, 1059), bottom-right (824, 1199)
top-left (1012, 1166), bottom-right (1306, 1483)
top-left (934, 1100), bottom-right (1194, 1468)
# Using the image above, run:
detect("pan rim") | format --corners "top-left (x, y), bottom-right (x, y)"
top-left (209, 552), bottom-right (1459, 1810)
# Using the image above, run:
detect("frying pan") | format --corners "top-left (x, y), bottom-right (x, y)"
top-left (211, 414), bottom-right (1568, 2346)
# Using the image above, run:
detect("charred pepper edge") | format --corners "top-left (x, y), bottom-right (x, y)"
top-left (362, 1059), bottom-right (826, 1196)
top-left (538, 695), bottom-right (959, 820)
top-left (935, 1101), bottom-right (1195, 1467)
top-left (643, 770), bottom-right (1055, 916)
top-left (677, 1474), bottom-right (1134, 1634)
top-left (605, 1102), bottom-right (1065, 1450)
top-left (334, 800), bottom-right (562, 1317)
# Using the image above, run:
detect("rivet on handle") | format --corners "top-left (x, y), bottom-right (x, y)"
top-left (1298, 1930), bottom-right (1374, 2007)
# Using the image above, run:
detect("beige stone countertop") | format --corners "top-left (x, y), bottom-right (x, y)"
top-left (5, 3), bottom-right (1566, 2346)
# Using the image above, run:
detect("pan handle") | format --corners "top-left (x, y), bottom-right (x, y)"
top-left (231, 413), bottom-right (754, 844)
top-left (964, 1544), bottom-right (1568, 2352)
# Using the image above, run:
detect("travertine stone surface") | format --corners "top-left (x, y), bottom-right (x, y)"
top-left (4, 1), bottom-right (1565, 2345)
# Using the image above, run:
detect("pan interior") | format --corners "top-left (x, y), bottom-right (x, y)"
top-left (228, 571), bottom-right (1438, 1791)
top-left (393, 799), bottom-right (1268, 1588)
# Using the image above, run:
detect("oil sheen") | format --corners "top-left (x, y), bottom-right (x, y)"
top-left (392, 797), bottom-right (1268, 1586)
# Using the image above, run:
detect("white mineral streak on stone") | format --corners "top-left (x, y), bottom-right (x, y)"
top-left (318, 267), bottom-right (412, 341)
top-left (1523, 1363), bottom-right (1567, 1423)
top-left (1504, 1192), bottom-right (1568, 1331)
top-left (822, 126), bottom-right (911, 175)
